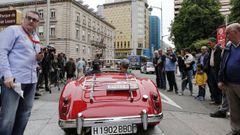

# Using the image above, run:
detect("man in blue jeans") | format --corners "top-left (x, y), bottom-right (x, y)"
top-left (0, 11), bottom-right (43, 135)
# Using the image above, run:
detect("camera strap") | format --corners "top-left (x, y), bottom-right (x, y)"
top-left (22, 26), bottom-right (40, 44)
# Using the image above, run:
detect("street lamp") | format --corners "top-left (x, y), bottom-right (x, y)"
top-left (148, 0), bottom-right (163, 49)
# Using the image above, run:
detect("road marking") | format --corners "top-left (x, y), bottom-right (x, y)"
top-left (160, 92), bottom-right (182, 109)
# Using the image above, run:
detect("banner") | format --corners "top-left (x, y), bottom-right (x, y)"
top-left (217, 26), bottom-right (226, 48)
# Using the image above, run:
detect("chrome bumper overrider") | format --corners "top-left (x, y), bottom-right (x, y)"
top-left (59, 110), bottom-right (163, 135)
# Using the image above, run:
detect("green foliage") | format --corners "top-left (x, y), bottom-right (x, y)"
top-left (192, 39), bottom-right (209, 50)
top-left (229, 0), bottom-right (240, 23)
top-left (170, 0), bottom-right (224, 50)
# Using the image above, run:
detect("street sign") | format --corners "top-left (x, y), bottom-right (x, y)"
top-left (0, 10), bottom-right (22, 26)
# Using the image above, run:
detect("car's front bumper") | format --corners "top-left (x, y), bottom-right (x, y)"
top-left (59, 110), bottom-right (163, 134)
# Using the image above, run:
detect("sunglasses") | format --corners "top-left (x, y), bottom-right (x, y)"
top-left (25, 16), bottom-right (39, 22)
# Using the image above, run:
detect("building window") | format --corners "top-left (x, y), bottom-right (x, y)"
top-left (76, 44), bottom-right (79, 52)
top-left (50, 25), bottom-right (55, 36)
top-left (76, 12), bottom-right (80, 22)
top-left (88, 31), bottom-right (91, 42)
top-left (124, 41), bottom-right (126, 48)
top-left (83, 46), bottom-right (85, 54)
top-left (76, 28), bottom-right (79, 39)
top-left (93, 21), bottom-right (96, 30)
top-left (128, 41), bottom-right (130, 48)
top-left (88, 47), bottom-right (90, 54)
top-left (88, 18), bottom-right (91, 28)
top-left (38, 26), bottom-right (44, 36)
top-left (50, 9), bottom-right (56, 19)
top-left (38, 9), bottom-right (44, 19)
top-left (83, 15), bottom-right (86, 25)
top-left (92, 33), bottom-right (95, 41)
top-left (138, 43), bottom-right (142, 48)
top-left (82, 29), bottom-right (85, 41)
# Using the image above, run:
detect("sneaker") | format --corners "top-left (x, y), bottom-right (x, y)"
top-left (198, 96), bottom-right (204, 101)
top-left (178, 92), bottom-right (184, 96)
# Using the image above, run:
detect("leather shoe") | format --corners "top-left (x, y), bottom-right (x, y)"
top-left (167, 90), bottom-right (173, 92)
top-left (210, 111), bottom-right (226, 118)
top-left (35, 92), bottom-right (42, 96)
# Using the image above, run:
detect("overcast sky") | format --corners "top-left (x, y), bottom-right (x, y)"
top-left (82, 0), bottom-right (174, 46)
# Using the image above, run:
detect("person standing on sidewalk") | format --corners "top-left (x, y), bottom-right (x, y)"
top-left (194, 64), bottom-right (208, 101)
top-left (180, 48), bottom-right (195, 96)
top-left (206, 37), bottom-right (222, 105)
top-left (157, 49), bottom-right (166, 90)
top-left (165, 47), bottom-right (178, 94)
top-left (0, 11), bottom-right (43, 135)
top-left (153, 50), bottom-right (160, 88)
top-left (210, 42), bottom-right (230, 119)
top-left (218, 23), bottom-right (240, 135)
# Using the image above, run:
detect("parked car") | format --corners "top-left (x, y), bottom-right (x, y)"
top-left (59, 70), bottom-right (163, 135)
top-left (140, 62), bottom-right (155, 74)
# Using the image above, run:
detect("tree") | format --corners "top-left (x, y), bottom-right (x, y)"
top-left (192, 39), bottom-right (209, 50)
top-left (170, 0), bottom-right (224, 50)
top-left (229, 0), bottom-right (240, 23)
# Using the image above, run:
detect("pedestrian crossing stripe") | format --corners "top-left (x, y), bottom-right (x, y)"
top-left (160, 92), bottom-right (182, 109)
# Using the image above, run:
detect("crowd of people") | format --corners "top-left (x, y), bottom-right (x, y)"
top-left (153, 23), bottom-right (240, 135)
top-left (154, 39), bottom-right (224, 102)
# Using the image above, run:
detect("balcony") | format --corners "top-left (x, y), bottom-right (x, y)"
top-left (90, 40), bottom-right (106, 48)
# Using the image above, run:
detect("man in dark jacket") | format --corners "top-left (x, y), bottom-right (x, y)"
top-left (153, 51), bottom-right (160, 88)
top-left (218, 23), bottom-right (240, 135)
top-left (65, 58), bottom-right (76, 79)
top-left (206, 37), bottom-right (222, 105)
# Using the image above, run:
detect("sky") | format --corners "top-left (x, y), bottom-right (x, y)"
top-left (82, 0), bottom-right (175, 47)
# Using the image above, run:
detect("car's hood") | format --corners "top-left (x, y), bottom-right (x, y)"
top-left (82, 74), bottom-right (141, 103)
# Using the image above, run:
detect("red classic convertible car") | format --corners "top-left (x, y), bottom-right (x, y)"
top-left (59, 70), bottom-right (163, 135)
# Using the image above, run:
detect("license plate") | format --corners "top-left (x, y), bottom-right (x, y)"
top-left (91, 124), bottom-right (134, 135)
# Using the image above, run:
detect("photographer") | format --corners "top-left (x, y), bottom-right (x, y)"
top-left (38, 46), bottom-right (55, 93)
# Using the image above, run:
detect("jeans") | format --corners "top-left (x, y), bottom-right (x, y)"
top-left (158, 68), bottom-right (166, 89)
top-left (155, 67), bottom-right (160, 88)
top-left (0, 83), bottom-right (36, 135)
top-left (181, 70), bottom-right (193, 92)
top-left (197, 85), bottom-right (206, 98)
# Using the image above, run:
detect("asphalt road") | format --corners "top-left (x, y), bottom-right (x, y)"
top-left (24, 70), bottom-right (231, 135)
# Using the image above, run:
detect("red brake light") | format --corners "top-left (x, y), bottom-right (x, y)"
top-left (62, 97), bottom-right (70, 115)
